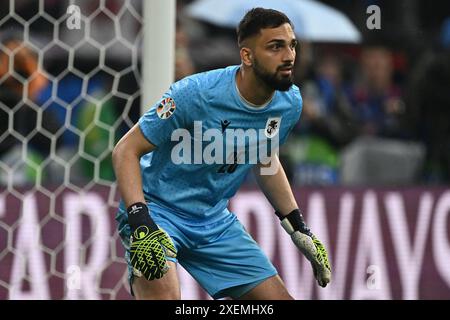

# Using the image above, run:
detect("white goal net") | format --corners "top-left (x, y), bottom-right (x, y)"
top-left (0, 0), bottom-right (151, 300)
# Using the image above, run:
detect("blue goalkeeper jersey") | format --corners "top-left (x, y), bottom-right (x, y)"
top-left (134, 65), bottom-right (302, 224)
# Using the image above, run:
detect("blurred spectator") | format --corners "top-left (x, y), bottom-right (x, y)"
top-left (406, 17), bottom-right (450, 183)
top-left (281, 51), bottom-right (357, 186)
top-left (35, 71), bottom-right (118, 184)
top-left (347, 45), bottom-right (407, 138)
top-left (300, 52), bottom-right (357, 148)
top-left (0, 39), bottom-right (48, 99)
top-left (0, 35), bottom-right (121, 186)
top-left (175, 17), bottom-right (195, 80)
top-left (340, 44), bottom-right (425, 186)
top-left (0, 36), bottom-right (58, 185)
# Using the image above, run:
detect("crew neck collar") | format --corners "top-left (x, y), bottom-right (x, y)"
top-left (233, 66), bottom-right (275, 112)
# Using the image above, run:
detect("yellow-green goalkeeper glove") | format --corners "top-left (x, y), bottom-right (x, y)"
top-left (127, 202), bottom-right (177, 281)
top-left (276, 209), bottom-right (331, 287)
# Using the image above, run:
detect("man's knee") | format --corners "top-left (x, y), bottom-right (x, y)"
top-left (237, 275), bottom-right (294, 300)
top-left (133, 279), bottom-right (181, 300)
top-left (135, 289), bottom-right (181, 300)
top-left (132, 262), bottom-right (181, 300)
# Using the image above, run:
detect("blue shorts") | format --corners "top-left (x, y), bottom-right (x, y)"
top-left (116, 202), bottom-right (278, 299)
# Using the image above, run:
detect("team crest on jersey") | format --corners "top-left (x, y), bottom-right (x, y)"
top-left (264, 117), bottom-right (281, 138)
top-left (157, 97), bottom-right (176, 119)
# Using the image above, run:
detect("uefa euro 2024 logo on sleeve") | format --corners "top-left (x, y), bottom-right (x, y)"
top-left (170, 119), bottom-right (281, 175)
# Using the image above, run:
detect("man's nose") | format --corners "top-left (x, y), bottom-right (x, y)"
top-left (283, 47), bottom-right (295, 62)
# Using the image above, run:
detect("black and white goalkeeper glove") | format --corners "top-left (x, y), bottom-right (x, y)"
top-left (127, 202), bottom-right (177, 281)
top-left (276, 209), bottom-right (331, 287)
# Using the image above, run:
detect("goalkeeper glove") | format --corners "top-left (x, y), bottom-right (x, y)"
top-left (127, 202), bottom-right (177, 281)
top-left (276, 209), bottom-right (331, 287)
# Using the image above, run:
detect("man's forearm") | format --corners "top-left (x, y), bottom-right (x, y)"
top-left (112, 124), bottom-right (155, 208)
top-left (253, 155), bottom-right (298, 216)
top-left (255, 156), bottom-right (332, 287)
top-left (112, 146), bottom-right (146, 208)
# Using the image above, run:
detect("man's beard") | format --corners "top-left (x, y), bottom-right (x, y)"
top-left (253, 58), bottom-right (294, 91)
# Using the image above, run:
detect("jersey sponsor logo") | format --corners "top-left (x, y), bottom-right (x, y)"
top-left (264, 117), bottom-right (281, 138)
top-left (156, 97), bottom-right (176, 119)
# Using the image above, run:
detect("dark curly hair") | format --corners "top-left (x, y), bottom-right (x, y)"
top-left (237, 7), bottom-right (293, 47)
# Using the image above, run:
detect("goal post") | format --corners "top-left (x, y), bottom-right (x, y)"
top-left (141, 0), bottom-right (176, 116)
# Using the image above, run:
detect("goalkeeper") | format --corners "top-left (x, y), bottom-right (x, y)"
top-left (113, 8), bottom-right (330, 300)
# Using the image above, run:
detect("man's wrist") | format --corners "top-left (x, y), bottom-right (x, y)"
top-left (126, 202), bottom-right (158, 232)
top-left (276, 209), bottom-right (313, 237)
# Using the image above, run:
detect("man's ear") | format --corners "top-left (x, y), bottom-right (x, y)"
top-left (240, 47), bottom-right (253, 67)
